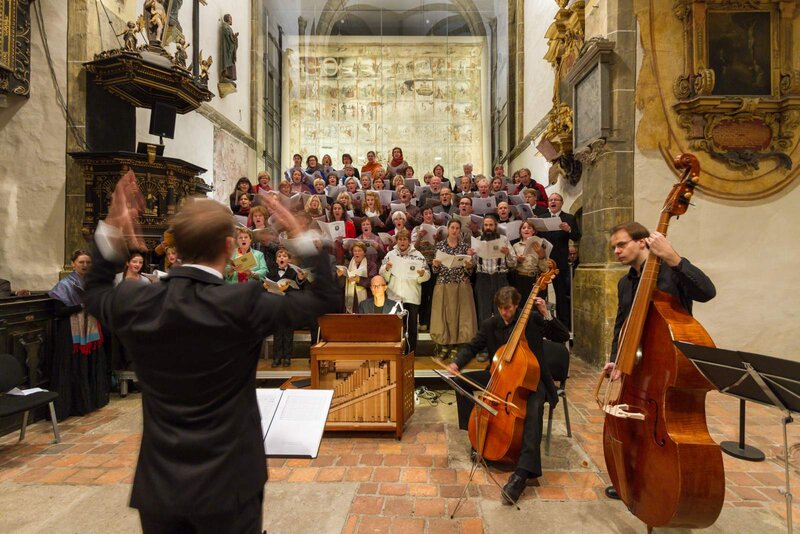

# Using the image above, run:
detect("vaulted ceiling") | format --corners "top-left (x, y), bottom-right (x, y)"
top-left (263, 0), bottom-right (500, 37)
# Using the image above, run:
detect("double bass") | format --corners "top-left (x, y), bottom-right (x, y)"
top-left (468, 260), bottom-right (558, 463)
top-left (596, 153), bottom-right (725, 530)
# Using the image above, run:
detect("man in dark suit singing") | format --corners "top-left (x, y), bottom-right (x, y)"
top-left (84, 171), bottom-right (339, 533)
top-left (539, 193), bottom-right (581, 329)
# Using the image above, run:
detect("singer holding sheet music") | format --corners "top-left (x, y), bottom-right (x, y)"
top-left (380, 229), bottom-right (430, 353)
top-left (84, 172), bottom-right (339, 533)
top-left (430, 219), bottom-right (477, 360)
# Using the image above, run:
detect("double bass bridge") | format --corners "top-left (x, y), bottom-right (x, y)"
top-left (603, 403), bottom-right (646, 421)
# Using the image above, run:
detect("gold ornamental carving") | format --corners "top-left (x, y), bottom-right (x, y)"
top-left (0, 0), bottom-right (31, 98)
top-left (635, 0), bottom-right (800, 199)
top-left (542, 0), bottom-right (586, 157)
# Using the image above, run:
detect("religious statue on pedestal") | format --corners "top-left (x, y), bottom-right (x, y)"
top-left (163, 0), bottom-right (184, 45)
top-left (218, 13), bottom-right (238, 97)
top-left (143, 0), bottom-right (167, 43)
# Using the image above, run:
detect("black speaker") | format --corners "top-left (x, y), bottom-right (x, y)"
top-left (86, 73), bottom-right (136, 152)
top-left (149, 101), bottom-right (177, 139)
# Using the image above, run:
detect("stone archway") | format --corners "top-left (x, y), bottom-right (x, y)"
top-left (315, 0), bottom-right (487, 37)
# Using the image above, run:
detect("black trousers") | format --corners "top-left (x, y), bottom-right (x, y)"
top-left (419, 272), bottom-right (437, 327)
top-left (474, 273), bottom-right (509, 324)
top-left (139, 490), bottom-right (263, 534)
top-left (273, 327), bottom-right (293, 360)
top-left (405, 303), bottom-right (419, 354)
top-left (454, 370), bottom-right (547, 477)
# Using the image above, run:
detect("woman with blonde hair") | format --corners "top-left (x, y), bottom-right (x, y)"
top-left (304, 194), bottom-right (325, 219)
top-left (337, 241), bottom-right (377, 313)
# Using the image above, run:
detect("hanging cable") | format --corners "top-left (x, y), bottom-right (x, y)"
top-left (95, 0), bottom-right (123, 49)
top-left (32, 1), bottom-right (88, 150)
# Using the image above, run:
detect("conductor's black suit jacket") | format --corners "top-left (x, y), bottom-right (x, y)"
top-left (84, 241), bottom-right (339, 515)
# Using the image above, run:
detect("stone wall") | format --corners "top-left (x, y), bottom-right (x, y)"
top-left (0, 0), bottom-right (69, 290)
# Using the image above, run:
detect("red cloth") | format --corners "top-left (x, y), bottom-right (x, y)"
top-left (515, 180), bottom-right (548, 207)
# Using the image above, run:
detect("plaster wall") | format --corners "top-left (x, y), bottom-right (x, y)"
top-left (522, 1), bottom-right (557, 137)
top-left (0, 0), bottom-right (68, 291)
top-left (630, 5), bottom-right (800, 362)
top-left (173, 0), bottom-right (252, 133)
top-left (633, 150), bottom-right (800, 362)
top-left (135, 107), bottom-right (214, 184)
top-left (511, 1), bottom-right (563, 201)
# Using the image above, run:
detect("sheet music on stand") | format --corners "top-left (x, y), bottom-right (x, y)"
top-left (256, 389), bottom-right (333, 458)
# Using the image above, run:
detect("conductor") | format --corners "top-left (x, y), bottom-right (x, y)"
top-left (84, 171), bottom-right (339, 533)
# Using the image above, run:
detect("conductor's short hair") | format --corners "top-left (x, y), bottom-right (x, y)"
top-left (171, 198), bottom-right (235, 264)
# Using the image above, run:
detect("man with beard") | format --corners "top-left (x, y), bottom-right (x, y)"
top-left (437, 187), bottom-right (457, 215)
top-left (419, 176), bottom-right (444, 207)
top-left (471, 214), bottom-right (516, 361)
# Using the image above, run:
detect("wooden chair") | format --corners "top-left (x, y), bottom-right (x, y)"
top-left (543, 340), bottom-right (572, 455)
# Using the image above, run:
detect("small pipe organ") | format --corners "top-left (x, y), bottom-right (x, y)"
top-left (311, 314), bottom-right (414, 438)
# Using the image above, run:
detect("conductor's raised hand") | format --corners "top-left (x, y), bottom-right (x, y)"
top-left (106, 169), bottom-right (147, 252)
top-left (263, 193), bottom-right (301, 237)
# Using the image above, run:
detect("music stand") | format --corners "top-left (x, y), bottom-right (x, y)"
top-left (433, 369), bottom-right (521, 516)
top-left (675, 341), bottom-right (799, 534)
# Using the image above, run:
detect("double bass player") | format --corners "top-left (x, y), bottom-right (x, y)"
top-left (602, 221), bottom-right (716, 500)
top-left (448, 287), bottom-right (570, 504)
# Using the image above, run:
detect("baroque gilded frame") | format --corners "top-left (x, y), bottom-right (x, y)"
top-left (671, 0), bottom-right (800, 170)
top-left (0, 0), bottom-right (31, 98)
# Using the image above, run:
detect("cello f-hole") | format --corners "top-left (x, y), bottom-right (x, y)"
top-left (647, 399), bottom-right (666, 447)
top-left (505, 392), bottom-right (511, 415)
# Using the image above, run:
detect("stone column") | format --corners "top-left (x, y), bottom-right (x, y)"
top-left (64, 0), bottom-right (92, 269)
top-left (64, 0), bottom-right (126, 270)
top-left (250, 0), bottom-right (266, 172)
top-left (573, 0), bottom-right (636, 366)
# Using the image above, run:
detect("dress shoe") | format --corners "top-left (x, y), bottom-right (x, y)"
top-left (282, 358), bottom-right (291, 367)
top-left (271, 358), bottom-right (281, 368)
top-left (501, 473), bottom-right (527, 505)
top-left (605, 485), bottom-right (620, 500)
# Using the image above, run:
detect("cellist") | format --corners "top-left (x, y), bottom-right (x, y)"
top-left (448, 286), bottom-right (570, 504)
top-left (603, 221), bottom-right (716, 500)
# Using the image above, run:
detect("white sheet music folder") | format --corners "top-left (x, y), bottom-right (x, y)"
top-left (256, 388), bottom-right (333, 458)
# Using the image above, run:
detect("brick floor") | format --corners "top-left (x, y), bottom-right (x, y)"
top-left (1, 358), bottom-right (798, 533)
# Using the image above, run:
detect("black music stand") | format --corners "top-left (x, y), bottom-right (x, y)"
top-left (675, 342), bottom-right (799, 534)
top-left (433, 369), bottom-right (521, 515)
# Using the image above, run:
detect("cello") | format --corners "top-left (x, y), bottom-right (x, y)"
top-left (596, 153), bottom-right (725, 530)
top-left (468, 260), bottom-right (558, 463)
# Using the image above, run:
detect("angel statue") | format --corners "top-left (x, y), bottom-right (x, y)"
top-left (199, 51), bottom-right (212, 84)
top-left (174, 38), bottom-right (190, 69)
top-left (143, 0), bottom-right (167, 43)
top-left (117, 21), bottom-right (139, 51)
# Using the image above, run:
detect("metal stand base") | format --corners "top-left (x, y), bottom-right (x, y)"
top-left (721, 440), bottom-right (766, 461)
